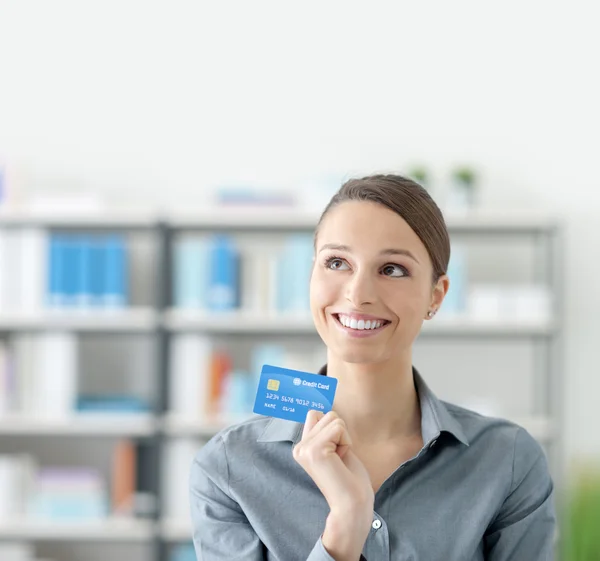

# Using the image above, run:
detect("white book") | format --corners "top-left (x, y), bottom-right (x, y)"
top-left (19, 228), bottom-right (47, 316)
top-left (0, 456), bottom-right (23, 520)
top-left (0, 230), bottom-right (23, 313)
top-left (0, 231), bottom-right (7, 313)
top-left (0, 340), bottom-right (9, 415)
top-left (168, 334), bottom-right (212, 419)
top-left (32, 332), bottom-right (78, 418)
top-left (250, 250), bottom-right (279, 314)
top-left (161, 438), bottom-right (201, 520)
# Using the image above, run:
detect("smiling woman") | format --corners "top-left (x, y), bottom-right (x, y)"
top-left (189, 174), bottom-right (556, 561)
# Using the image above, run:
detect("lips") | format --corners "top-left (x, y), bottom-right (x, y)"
top-left (332, 313), bottom-right (391, 332)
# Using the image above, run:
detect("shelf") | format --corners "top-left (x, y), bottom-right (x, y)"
top-left (166, 208), bottom-right (558, 234)
top-left (165, 208), bottom-right (320, 231)
top-left (0, 208), bottom-right (558, 233)
top-left (161, 414), bottom-right (252, 437)
top-left (0, 208), bottom-right (158, 229)
top-left (163, 309), bottom-right (316, 333)
top-left (443, 210), bottom-right (558, 233)
top-left (421, 315), bottom-right (556, 337)
top-left (164, 309), bottom-right (555, 337)
top-left (0, 308), bottom-right (160, 332)
top-left (160, 518), bottom-right (193, 542)
top-left (0, 517), bottom-right (155, 541)
top-left (0, 414), bottom-right (156, 436)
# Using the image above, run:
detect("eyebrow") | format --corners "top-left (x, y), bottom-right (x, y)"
top-left (318, 243), bottom-right (420, 264)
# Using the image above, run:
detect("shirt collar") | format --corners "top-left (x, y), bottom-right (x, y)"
top-left (257, 365), bottom-right (469, 447)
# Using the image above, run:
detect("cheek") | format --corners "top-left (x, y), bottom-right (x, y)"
top-left (310, 268), bottom-right (339, 311)
top-left (385, 281), bottom-right (429, 317)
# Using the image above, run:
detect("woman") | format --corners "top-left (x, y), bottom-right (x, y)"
top-left (189, 174), bottom-right (556, 560)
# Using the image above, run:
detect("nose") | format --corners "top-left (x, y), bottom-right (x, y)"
top-left (344, 268), bottom-right (376, 307)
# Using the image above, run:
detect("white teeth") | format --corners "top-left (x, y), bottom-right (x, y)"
top-left (337, 315), bottom-right (386, 330)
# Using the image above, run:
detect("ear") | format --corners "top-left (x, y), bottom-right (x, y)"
top-left (428, 274), bottom-right (449, 316)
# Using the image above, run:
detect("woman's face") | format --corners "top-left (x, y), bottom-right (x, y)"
top-left (310, 200), bottom-right (448, 365)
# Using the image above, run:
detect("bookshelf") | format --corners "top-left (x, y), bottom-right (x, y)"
top-left (0, 308), bottom-right (159, 332)
top-left (160, 519), bottom-right (193, 542)
top-left (0, 413), bottom-right (156, 437)
top-left (0, 518), bottom-right (155, 541)
top-left (0, 208), bottom-right (564, 561)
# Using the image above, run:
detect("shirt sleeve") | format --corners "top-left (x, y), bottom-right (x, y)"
top-left (189, 433), bottom-right (338, 561)
top-left (484, 427), bottom-right (556, 560)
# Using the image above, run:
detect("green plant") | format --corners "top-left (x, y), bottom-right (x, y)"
top-left (563, 467), bottom-right (600, 560)
top-left (406, 165), bottom-right (430, 188)
top-left (452, 166), bottom-right (477, 188)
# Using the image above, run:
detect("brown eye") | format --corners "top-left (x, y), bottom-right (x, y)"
top-left (325, 257), bottom-right (349, 270)
top-left (381, 263), bottom-right (408, 277)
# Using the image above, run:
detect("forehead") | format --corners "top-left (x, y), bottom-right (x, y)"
top-left (317, 201), bottom-right (428, 259)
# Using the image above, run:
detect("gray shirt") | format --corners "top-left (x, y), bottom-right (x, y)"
top-left (189, 366), bottom-right (555, 560)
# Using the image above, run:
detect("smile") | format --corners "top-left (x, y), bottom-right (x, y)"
top-left (332, 313), bottom-right (391, 336)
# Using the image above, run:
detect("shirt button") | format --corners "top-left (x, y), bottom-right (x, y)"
top-left (372, 519), bottom-right (382, 530)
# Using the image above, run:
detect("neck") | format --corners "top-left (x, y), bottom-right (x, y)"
top-left (325, 352), bottom-right (422, 445)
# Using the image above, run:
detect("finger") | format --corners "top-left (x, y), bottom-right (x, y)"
top-left (309, 417), bottom-right (352, 452)
top-left (302, 409), bottom-right (324, 440)
top-left (302, 410), bottom-right (340, 442)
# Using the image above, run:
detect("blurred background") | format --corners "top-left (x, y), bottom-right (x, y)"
top-left (0, 1), bottom-right (599, 560)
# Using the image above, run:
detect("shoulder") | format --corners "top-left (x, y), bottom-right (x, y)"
top-left (444, 401), bottom-right (542, 449)
top-left (443, 401), bottom-right (551, 491)
top-left (193, 415), bottom-right (275, 466)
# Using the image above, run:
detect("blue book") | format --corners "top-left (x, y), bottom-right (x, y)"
top-left (76, 236), bottom-right (94, 308)
top-left (207, 235), bottom-right (239, 311)
top-left (89, 236), bottom-right (106, 307)
top-left (250, 344), bottom-right (285, 390)
top-left (173, 237), bottom-right (208, 309)
top-left (47, 234), bottom-right (67, 307)
top-left (62, 236), bottom-right (80, 307)
top-left (76, 395), bottom-right (150, 413)
top-left (277, 234), bottom-right (313, 313)
top-left (170, 544), bottom-right (196, 561)
top-left (103, 235), bottom-right (128, 308)
top-left (221, 370), bottom-right (255, 417)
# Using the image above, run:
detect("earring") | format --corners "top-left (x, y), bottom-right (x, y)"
top-left (427, 310), bottom-right (436, 319)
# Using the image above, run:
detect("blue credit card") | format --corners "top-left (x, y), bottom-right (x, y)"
top-left (253, 364), bottom-right (338, 423)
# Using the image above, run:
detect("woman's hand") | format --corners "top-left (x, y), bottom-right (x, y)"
top-left (293, 410), bottom-right (374, 561)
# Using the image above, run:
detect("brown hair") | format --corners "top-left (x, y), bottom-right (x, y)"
top-left (315, 174), bottom-right (450, 281)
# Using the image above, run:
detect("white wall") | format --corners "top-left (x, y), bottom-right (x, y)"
top-left (1, 0), bottom-right (599, 465)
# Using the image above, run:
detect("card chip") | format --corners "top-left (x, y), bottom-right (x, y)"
top-left (267, 379), bottom-right (280, 391)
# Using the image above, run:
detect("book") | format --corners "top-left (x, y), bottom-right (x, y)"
top-left (161, 438), bottom-right (200, 521)
top-left (111, 439), bottom-right (137, 516)
top-left (103, 235), bottom-right (128, 308)
top-left (47, 234), bottom-right (67, 307)
top-left (76, 395), bottom-right (150, 413)
top-left (0, 454), bottom-right (36, 520)
top-left (173, 235), bottom-right (209, 309)
top-left (170, 543), bottom-right (197, 561)
top-left (276, 234), bottom-right (313, 313)
top-left (207, 235), bottom-right (239, 311)
top-left (30, 467), bottom-right (108, 520)
top-left (32, 333), bottom-right (78, 418)
top-left (168, 335), bottom-right (213, 419)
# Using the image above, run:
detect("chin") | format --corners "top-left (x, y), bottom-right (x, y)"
top-left (332, 346), bottom-right (386, 365)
